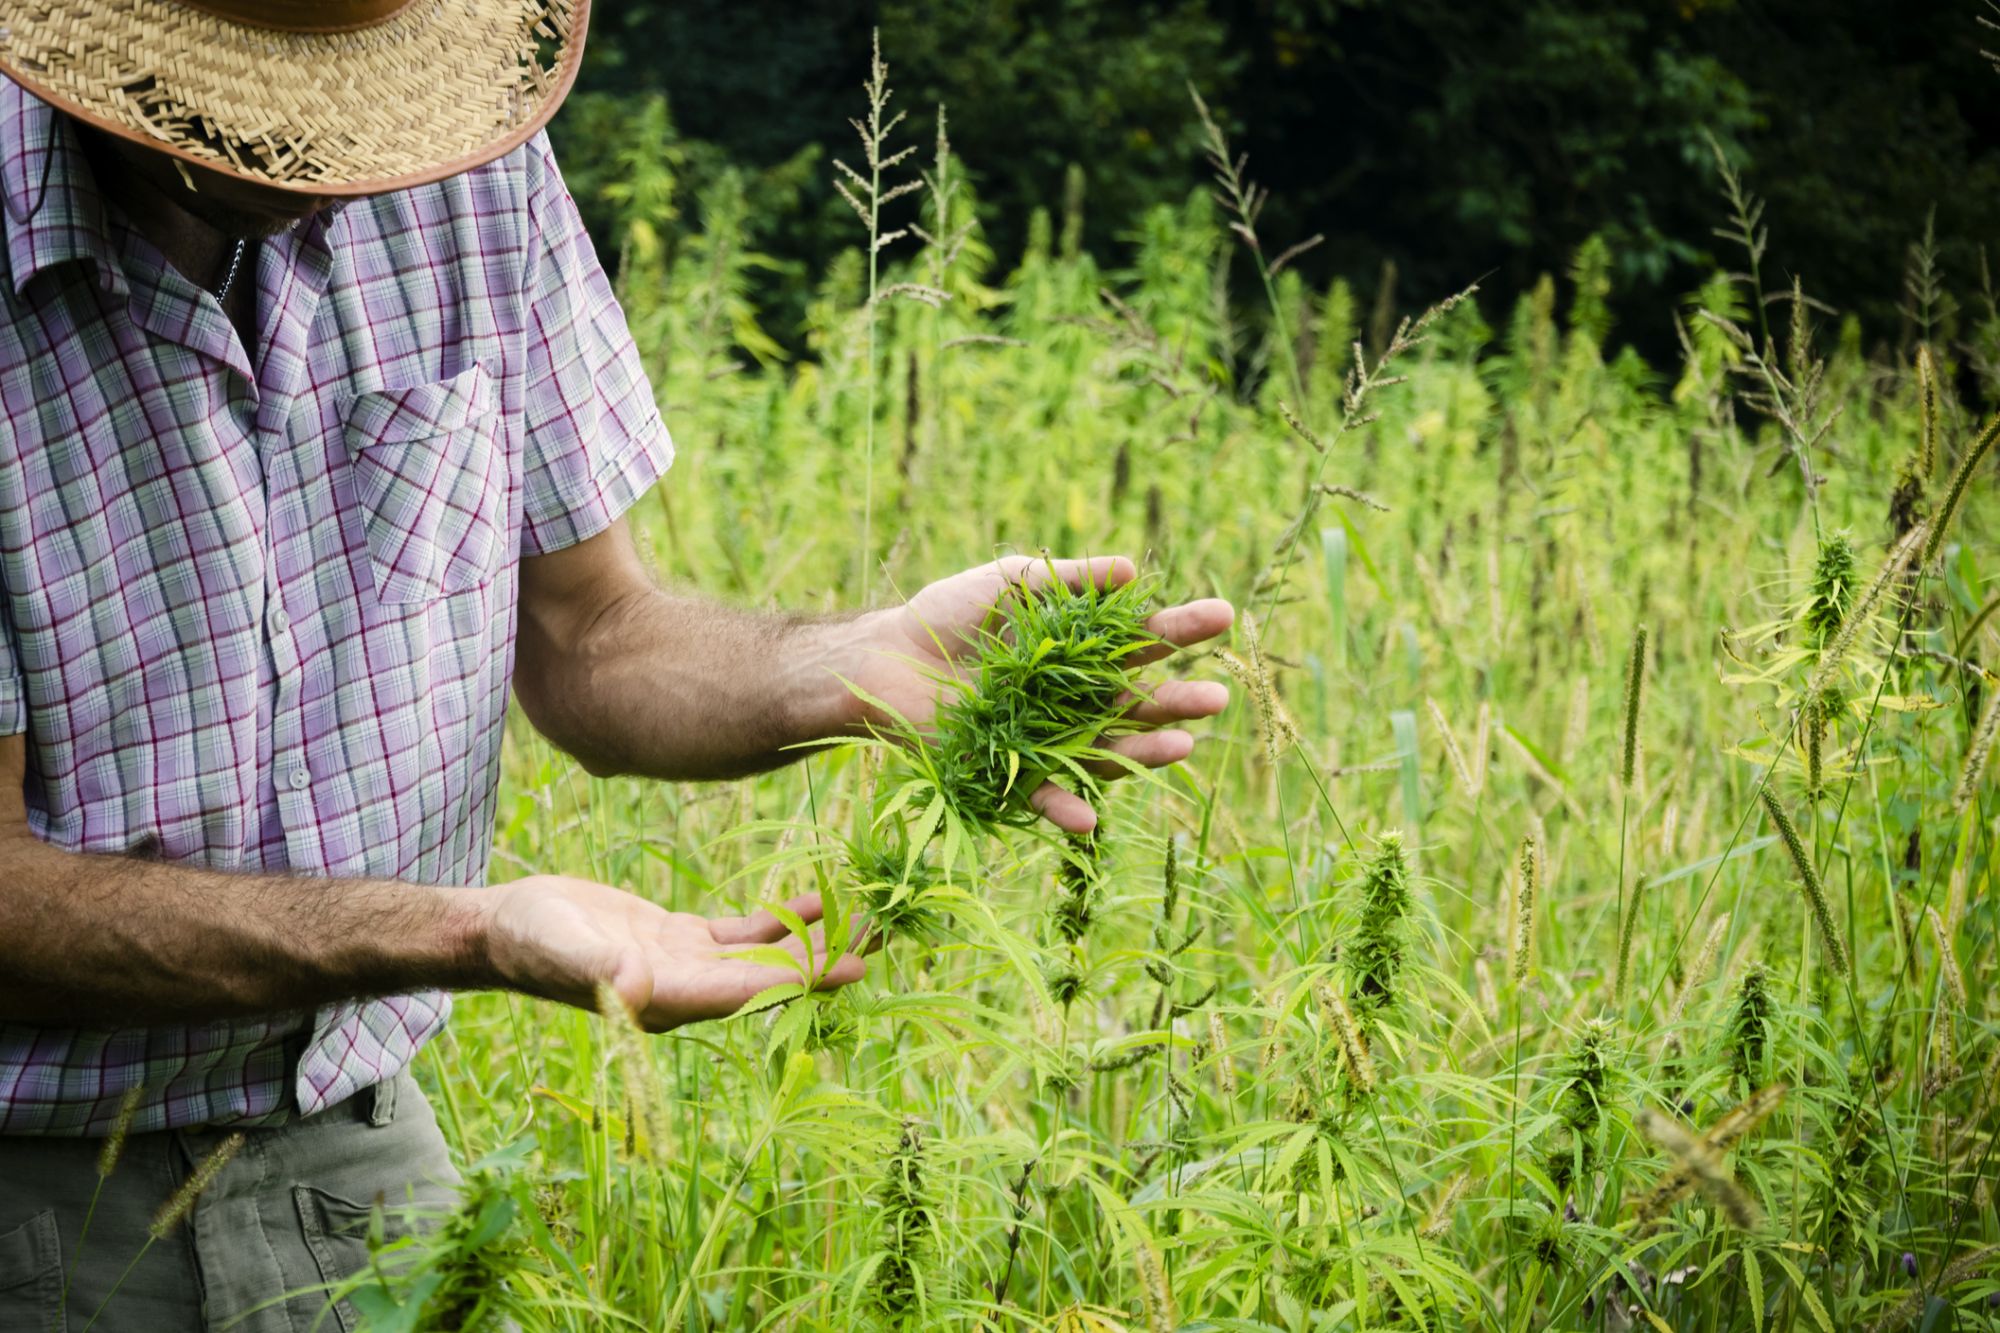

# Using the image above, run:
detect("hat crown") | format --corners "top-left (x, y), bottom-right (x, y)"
top-left (181, 0), bottom-right (420, 33)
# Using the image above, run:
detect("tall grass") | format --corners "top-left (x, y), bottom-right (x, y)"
top-left (328, 47), bottom-right (2000, 1333)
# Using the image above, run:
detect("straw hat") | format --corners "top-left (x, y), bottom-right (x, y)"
top-left (0, 0), bottom-right (590, 196)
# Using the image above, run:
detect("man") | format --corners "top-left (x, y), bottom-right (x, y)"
top-left (0, 1), bottom-right (1232, 1327)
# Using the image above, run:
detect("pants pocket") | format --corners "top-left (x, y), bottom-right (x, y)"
top-left (293, 1186), bottom-right (414, 1333)
top-left (0, 1209), bottom-right (65, 1333)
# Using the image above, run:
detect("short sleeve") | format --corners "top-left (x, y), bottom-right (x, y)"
top-left (518, 132), bottom-right (675, 556)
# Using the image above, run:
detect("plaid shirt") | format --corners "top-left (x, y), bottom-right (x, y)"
top-left (0, 79), bottom-right (673, 1135)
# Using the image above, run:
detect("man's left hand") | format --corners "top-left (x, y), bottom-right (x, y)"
top-left (837, 555), bottom-right (1234, 832)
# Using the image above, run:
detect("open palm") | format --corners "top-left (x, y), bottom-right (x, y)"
top-left (485, 877), bottom-right (866, 1031)
top-left (844, 554), bottom-right (1234, 832)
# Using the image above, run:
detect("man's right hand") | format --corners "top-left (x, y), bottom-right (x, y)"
top-left (477, 877), bottom-right (868, 1031)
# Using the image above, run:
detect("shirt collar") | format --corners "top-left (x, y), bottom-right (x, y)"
top-left (0, 75), bottom-right (124, 300)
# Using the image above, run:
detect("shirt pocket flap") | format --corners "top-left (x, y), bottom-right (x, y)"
top-left (343, 362), bottom-right (493, 446)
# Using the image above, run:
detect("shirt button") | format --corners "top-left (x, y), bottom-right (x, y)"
top-left (288, 768), bottom-right (311, 791)
top-left (270, 608), bottom-right (290, 635)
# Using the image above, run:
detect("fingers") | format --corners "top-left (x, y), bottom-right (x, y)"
top-left (642, 927), bottom-right (871, 1029)
top-left (720, 935), bottom-right (868, 1006)
top-left (1084, 728), bottom-right (1195, 779)
top-left (994, 553), bottom-right (1137, 597)
top-left (707, 891), bottom-right (826, 945)
top-left (813, 948), bottom-right (868, 990)
top-left (1029, 780), bottom-right (1098, 834)
top-left (1130, 597), bottom-right (1235, 665)
top-left (1122, 678), bottom-right (1230, 728)
top-left (711, 907), bottom-right (871, 978)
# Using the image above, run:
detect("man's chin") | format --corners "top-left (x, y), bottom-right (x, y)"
top-left (223, 211), bottom-right (322, 241)
top-left (178, 192), bottom-right (328, 241)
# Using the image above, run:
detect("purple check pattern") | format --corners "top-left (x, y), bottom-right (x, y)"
top-left (0, 78), bottom-right (673, 1135)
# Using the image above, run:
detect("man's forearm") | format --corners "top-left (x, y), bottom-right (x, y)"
top-left (0, 839), bottom-right (490, 1028)
top-left (516, 583), bottom-right (871, 781)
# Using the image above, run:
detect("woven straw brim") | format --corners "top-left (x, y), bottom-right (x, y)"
top-left (0, 0), bottom-right (587, 196)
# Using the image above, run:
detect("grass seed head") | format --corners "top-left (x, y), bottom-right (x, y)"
top-left (1621, 625), bottom-right (1648, 788)
top-left (1954, 680), bottom-right (2000, 815)
top-left (1315, 981), bottom-right (1376, 1096)
top-left (1427, 696), bottom-right (1477, 796)
top-left (1217, 612), bottom-right (1298, 766)
top-left (1511, 832), bottom-right (1539, 984)
top-left (98, 1084), bottom-right (144, 1181)
top-left (595, 981), bottom-right (658, 1162)
top-left (150, 1131), bottom-right (245, 1239)
top-left (1634, 1083), bottom-right (1786, 1224)
top-left (1922, 413), bottom-right (1999, 568)
top-left (1633, 1106), bottom-right (1761, 1229)
top-left (1925, 905), bottom-right (1967, 1008)
top-left (1421, 1173), bottom-right (1470, 1240)
top-left (1916, 342), bottom-right (1939, 477)
top-left (1135, 1235), bottom-right (1176, 1333)
top-left (1207, 1009), bottom-right (1237, 1100)
top-left (1759, 786), bottom-right (1849, 973)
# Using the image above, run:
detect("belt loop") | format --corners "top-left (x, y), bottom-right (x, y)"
top-left (368, 1074), bottom-right (398, 1127)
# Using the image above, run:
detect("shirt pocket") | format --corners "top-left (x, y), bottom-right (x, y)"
top-left (342, 362), bottom-right (505, 605)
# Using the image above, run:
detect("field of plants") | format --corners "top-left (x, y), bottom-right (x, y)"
top-left (364, 54), bottom-right (1997, 1333)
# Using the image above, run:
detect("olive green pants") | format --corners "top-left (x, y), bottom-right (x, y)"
top-left (0, 1073), bottom-right (460, 1332)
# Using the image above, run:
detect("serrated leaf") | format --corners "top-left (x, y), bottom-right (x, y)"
top-left (1798, 1284), bottom-right (1834, 1333)
top-left (1744, 1249), bottom-right (1765, 1333)
top-left (727, 981), bottom-right (806, 1019)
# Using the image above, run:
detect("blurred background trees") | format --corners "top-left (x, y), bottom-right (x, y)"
top-left (554, 0), bottom-right (2000, 364)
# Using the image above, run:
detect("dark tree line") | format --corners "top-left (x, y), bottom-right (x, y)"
top-left (556, 0), bottom-right (2000, 361)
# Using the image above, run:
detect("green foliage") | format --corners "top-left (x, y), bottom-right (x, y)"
top-left (363, 66), bottom-right (2000, 1333)
top-left (1544, 1017), bottom-right (1618, 1194)
top-left (897, 571), bottom-right (1159, 834)
top-left (845, 828), bottom-right (947, 944)
top-left (866, 1119), bottom-right (938, 1328)
top-left (1724, 963), bottom-right (1777, 1090)
top-left (337, 1142), bottom-right (554, 1333)
top-left (1342, 830), bottom-right (1414, 1014)
top-left (1805, 530), bottom-right (1858, 645)
top-left (1047, 829), bottom-right (1101, 947)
